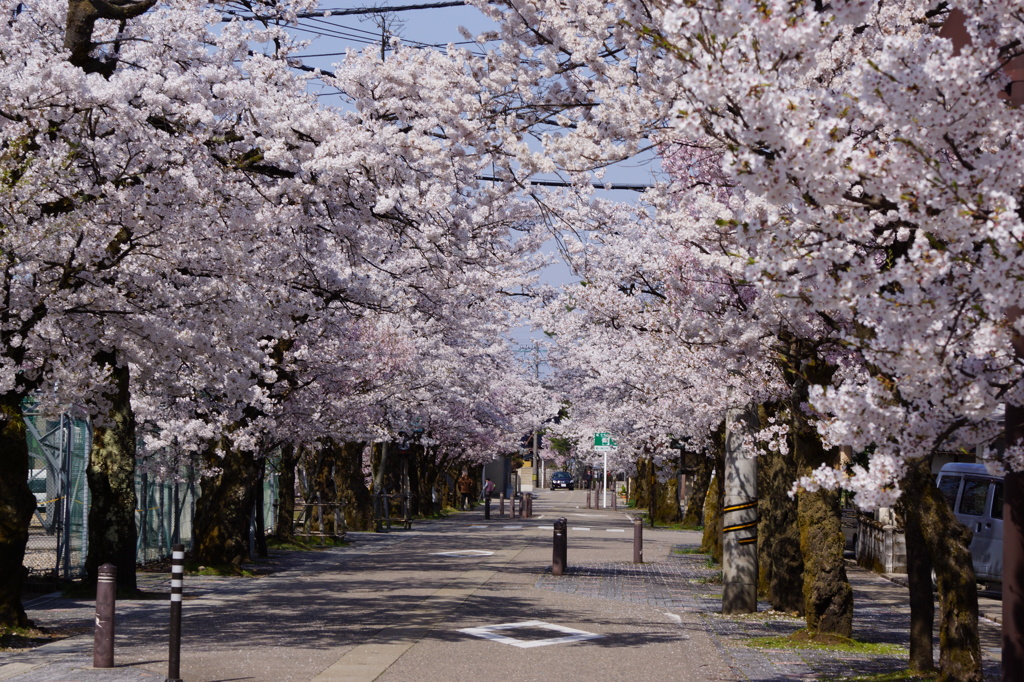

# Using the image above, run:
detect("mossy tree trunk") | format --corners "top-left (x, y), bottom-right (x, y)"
top-left (794, 425), bottom-right (852, 637)
top-left (903, 456), bottom-right (982, 681)
top-left (681, 452), bottom-right (712, 528)
top-left (85, 352), bottom-right (138, 591)
top-left (194, 440), bottom-right (259, 567)
top-left (274, 443), bottom-right (299, 543)
top-left (0, 392), bottom-right (35, 629)
top-left (701, 432), bottom-right (725, 562)
top-left (897, 459), bottom-right (936, 674)
top-left (757, 403), bottom-right (803, 613)
top-left (779, 341), bottom-right (853, 637)
top-left (633, 455), bottom-right (682, 526)
top-left (335, 441), bottom-right (373, 532)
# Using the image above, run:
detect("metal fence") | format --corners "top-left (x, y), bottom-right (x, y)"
top-left (24, 405), bottom-right (278, 580)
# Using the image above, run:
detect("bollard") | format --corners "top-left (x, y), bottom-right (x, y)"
top-left (613, 487), bottom-right (618, 511)
top-left (499, 493), bottom-right (505, 518)
top-left (586, 488), bottom-right (591, 509)
top-left (526, 494), bottom-right (532, 518)
top-left (512, 494), bottom-right (518, 519)
top-left (94, 563), bottom-right (116, 668)
top-left (484, 496), bottom-right (491, 520)
top-left (552, 517), bottom-right (568, 576)
top-left (168, 543), bottom-right (185, 682)
top-left (633, 518), bottom-right (643, 563)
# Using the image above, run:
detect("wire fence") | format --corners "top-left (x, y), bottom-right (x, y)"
top-left (23, 406), bottom-right (279, 580)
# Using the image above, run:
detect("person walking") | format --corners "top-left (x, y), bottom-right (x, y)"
top-left (482, 477), bottom-right (495, 501)
top-left (457, 472), bottom-right (474, 510)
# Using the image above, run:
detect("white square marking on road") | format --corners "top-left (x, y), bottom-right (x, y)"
top-left (467, 525), bottom-right (488, 529)
top-left (606, 529), bottom-right (625, 533)
top-left (502, 525), bottom-right (523, 530)
top-left (574, 527), bottom-right (591, 531)
top-left (458, 620), bottom-right (604, 648)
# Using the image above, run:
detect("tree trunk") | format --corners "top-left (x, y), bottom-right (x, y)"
top-left (905, 456), bottom-right (982, 681)
top-left (336, 441), bottom-right (373, 531)
top-left (898, 458), bottom-right (937, 673)
top-left (757, 404), bottom-right (803, 613)
top-left (681, 453), bottom-right (712, 528)
top-left (701, 428), bottom-right (725, 563)
top-left (193, 440), bottom-right (259, 567)
top-left (794, 427), bottom-right (853, 637)
top-left (274, 443), bottom-right (298, 543)
top-left (0, 392), bottom-right (35, 629)
top-left (85, 353), bottom-right (138, 591)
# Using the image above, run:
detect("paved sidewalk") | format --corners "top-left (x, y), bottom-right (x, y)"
top-left (0, 490), bottom-right (1005, 681)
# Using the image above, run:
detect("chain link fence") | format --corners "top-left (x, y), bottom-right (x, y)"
top-left (24, 405), bottom-right (279, 580)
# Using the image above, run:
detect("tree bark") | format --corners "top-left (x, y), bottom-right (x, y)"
top-left (681, 453), bottom-right (712, 528)
top-left (794, 423), bottom-right (853, 637)
top-left (274, 443), bottom-right (299, 543)
top-left (0, 392), bottom-right (35, 629)
top-left (757, 403), bottom-right (803, 613)
top-left (85, 352), bottom-right (138, 591)
top-left (193, 440), bottom-right (259, 567)
top-left (898, 458), bottom-right (937, 673)
top-left (701, 439), bottom-right (724, 563)
top-left (336, 441), bottom-right (373, 532)
top-left (905, 456), bottom-right (982, 681)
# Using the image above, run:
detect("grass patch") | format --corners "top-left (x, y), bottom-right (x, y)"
top-left (672, 547), bottom-right (706, 555)
top-left (185, 562), bottom-right (260, 577)
top-left (702, 556), bottom-right (720, 569)
top-left (659, 522), bottom-right (705, 531)
top-left (832, 671), bottom-right (938, 682)
top-left (696, 572), bottom-right (723, 585)
top-left (746, 629), bottom-right (906, 656)
top-left (1, 625), bottom-right (89, 651)
top-left (267, 536), bottom-right (349, 551)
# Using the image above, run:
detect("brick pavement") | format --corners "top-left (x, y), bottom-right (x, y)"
top-left (535, 547), bottom-right (1003, 681)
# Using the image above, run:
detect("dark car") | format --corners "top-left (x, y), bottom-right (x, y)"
top-left (550, 471), bottom-right (574, 490)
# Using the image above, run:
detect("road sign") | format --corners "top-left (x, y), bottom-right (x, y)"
top-left (593, 433), bottom-right (617, 452)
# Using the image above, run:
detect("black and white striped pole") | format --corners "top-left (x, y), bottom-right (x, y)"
top-left (168, 543), bottom-right (185, 682)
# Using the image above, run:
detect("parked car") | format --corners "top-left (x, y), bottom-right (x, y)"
top-left (936, 462), bottom-right (1002, 585)
top-left (550, 471), bottom-right (574, 491)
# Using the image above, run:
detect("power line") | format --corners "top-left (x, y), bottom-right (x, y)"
top-left (222, 1), bottom-right (467, 22)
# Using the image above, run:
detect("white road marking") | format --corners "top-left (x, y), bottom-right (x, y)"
top-left (458, 620), bottom-right (604, 648)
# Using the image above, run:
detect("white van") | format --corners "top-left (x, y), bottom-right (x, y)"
top-left (935, 462), bottom-right (1003, 585)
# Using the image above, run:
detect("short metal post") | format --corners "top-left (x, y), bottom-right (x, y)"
top-left (613, 486), bottom-right (618, 511)
top-left (168, 544), bottom-right (185, 682)
top-left (552, 517), bottom-right (568, 576)
top-left (526, 494), bottom-right (532, 518)
top-left (94, 563), bottom-right (116, 668)
top-left (633, 518), bottom-right (643, 563)
top-left (499, 493), bottom-right (505, 517)
top-left (586, 489), bottom-right (591, 509)
top-left (484, 496), bottom-right (491, 520)
top-left (511, 494), bottom-right (518, 519)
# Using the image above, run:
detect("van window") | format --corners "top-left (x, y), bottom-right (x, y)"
top-left (992, 482), bottom-right (1003, 520)
top-left (958, 478), bottom-right (989, 516)
top-left (938, 475), bottom-right (962, 509)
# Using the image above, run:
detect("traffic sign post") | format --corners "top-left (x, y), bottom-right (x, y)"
top-left (593, 433), bottom-right (618, 508)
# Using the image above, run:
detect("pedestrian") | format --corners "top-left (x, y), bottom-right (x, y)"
top-left (457, 472), bottom-right (474, 510)
top-left (483, 477), bottom-right (495, 501)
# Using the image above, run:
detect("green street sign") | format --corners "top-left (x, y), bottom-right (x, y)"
top-left (593, 432), bottom-right (617, 451)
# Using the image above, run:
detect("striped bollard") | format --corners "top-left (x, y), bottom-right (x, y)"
top-left (94, 563), bottom-right (116, 668)
top-left (168, 544), bottom-right (185, 682)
